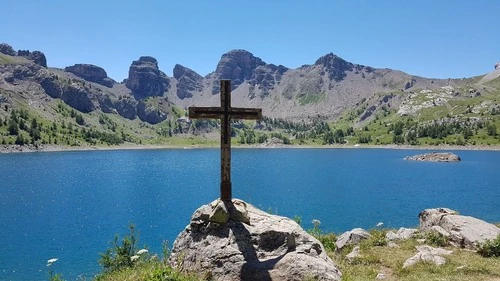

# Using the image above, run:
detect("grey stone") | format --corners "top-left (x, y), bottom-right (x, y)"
top-left (387, 241), bottom-right (400, 248)
top-left (419, 208), bottom-right (500, 249)
top-left (169, 199), bottom-right (342, 281)
top-left (397, 228), bottom-right (418, 240)
top-left (336, 228), bottom-right (370, 252)
top-left (345, 246), bottom-right (360, 262)
top-left (375, 273), bottom-right (387, 279)
top-left (18, 49), bottom-right (47, 67)
top-left (137, 100), bottom-right (167, 124)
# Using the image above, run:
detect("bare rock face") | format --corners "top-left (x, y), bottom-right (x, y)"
top-left (314, 53), bottom-right (354, 82)
top-left (173, 64), bottom-right (203, 99)
top-left (335, 228), bottom-right (370, 252)
top-left (65, 64), bottom-right (115, 87)
top-left (0, 43), bottom-right (16, 56)
top-left (419, 208), bottom-right (500, 249)
top-left (17, 49), bottom-right (47, 67)
top-left (125, 56), bottom-right (170, 99)
top-left (211, 50), bottom-right (287, 96)
top-left (404, 152), bottom-right (461, 162)
top-left (169, 199), bottom-right (342, 281)
top-left (137, 100), bottom-right (167, 124)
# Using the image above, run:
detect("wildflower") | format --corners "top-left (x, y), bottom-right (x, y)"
top-left (130, 255), bottom-right (140, 262)
top-left (312, 219), bottom-right (321, 228)
top-left (137, 249), bottom-right (148, 255)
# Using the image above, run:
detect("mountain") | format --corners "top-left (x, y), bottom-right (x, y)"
top-left (0, 42), bottom-right (499, 148)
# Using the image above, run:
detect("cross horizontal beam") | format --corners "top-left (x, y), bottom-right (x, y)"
top-left (189, 107), bottom-right (262, 120)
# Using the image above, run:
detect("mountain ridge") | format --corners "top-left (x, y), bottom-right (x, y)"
top-left (0, 42), bottom-right (499, 148)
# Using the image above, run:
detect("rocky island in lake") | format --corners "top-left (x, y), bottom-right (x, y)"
top-left (404, 152), bottom-right (461, 162)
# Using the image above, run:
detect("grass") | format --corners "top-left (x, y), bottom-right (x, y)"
top-left (332, 234), bottom-right (500, 281)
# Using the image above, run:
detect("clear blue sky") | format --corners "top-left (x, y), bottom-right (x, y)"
top-left (3, 0), bottom-right (499, 81)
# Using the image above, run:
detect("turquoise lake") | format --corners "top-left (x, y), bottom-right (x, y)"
top-left (0, 148), bottom-right (499, 280)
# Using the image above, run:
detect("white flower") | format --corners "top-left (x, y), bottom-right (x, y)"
top-left (47, 258), bottom-right (58, 266)
top-left (376, 222), bottom-right (384, 227)
top-left (137, 249), bottom-right (148, 255)
top-left (130, 255), bottom-right (140, 262)
top-left (312, 219), bottom-right (321, 228)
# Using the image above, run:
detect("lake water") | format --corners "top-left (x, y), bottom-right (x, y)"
top-left (0, 148), bottom-right (499, 280)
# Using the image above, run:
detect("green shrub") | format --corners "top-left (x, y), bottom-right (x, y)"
top-left (424, 231), bottom-right (449, 247)
top-left (478, 235), bottom-right (500, 257)
top-left (365, 229), bottom-right (387, 247)
top-left (99, 224), bottom-right (139, 272)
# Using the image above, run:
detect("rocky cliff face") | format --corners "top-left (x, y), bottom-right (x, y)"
top-left (173, 64), bottom-right (203, 99)
top-left (65, 64), bottom-right (115, 87)
top-left (125, 56), bottom-right (170, 99)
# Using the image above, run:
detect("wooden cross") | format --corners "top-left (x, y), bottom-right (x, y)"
top-left (189, 80), bottom-right (262, 202)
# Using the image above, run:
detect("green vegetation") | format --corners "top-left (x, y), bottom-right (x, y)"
top-left (478, 235), bottom-right (500, 258)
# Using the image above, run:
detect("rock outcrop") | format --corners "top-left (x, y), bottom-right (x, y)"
top-left (404, 152), bottom-right (461, 162)
top-left (403, 245), bottom-right (453, 268)
top-left (495, 62), bottom-right (500, 70)
top-left (169, 199), bottom-right (342, 281)
top-left (173, 64), bottom-right (203, 99)
top-left (335, 228), bottom-right (370, 252)
top-left (137, 100), bottom-right (167, 124)
top-left (419, 208), bottom-right (500, 249)
top-left (17, 50), bottom-right (47, 67)
top-left (125, 56), bottom-right (170, 99)
top-left (0, 43), bottom-right (16, 56)
top-left (65, 64), bottom-right (114, 87)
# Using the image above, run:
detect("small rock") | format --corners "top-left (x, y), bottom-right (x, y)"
top-left (416, 245), bottom-right (453, 256)
top-left (208, 200), bottom-right (229, 224)
top-left (385, 231), bottom-right (398, 241)
top-left (336, 228), bottom-right (371, 252)
top-left (387, 241), bottom-right (400, 248)
top-left (396, 228), bottom-right (418, 240)
top-left (375, 273), bottom-right (387, 279)
top-left (345, 246), bottom-right (360, 261)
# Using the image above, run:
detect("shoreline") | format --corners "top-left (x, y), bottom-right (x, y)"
top-left (1, 143), bottom-right (500, 154)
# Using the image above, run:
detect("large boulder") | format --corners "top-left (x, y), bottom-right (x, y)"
top-left (419, 208), bottom-right (500, 249)
top-left (125, 56), bottom-right (170, 99)
top-left (403, 245), bottom-right (452, 268)
top-left (169, 199), bottom-right (342, 281)
top-left (335, 228), bottom-right (370, 252)
top-left (65, 64), bottom-right (114, 87)
top-left (0, 43), bottom-right (16, 56)
top-left (404, 152), bottom-right (460, 162)
top-left (173, 64), bottom-right (203, 99)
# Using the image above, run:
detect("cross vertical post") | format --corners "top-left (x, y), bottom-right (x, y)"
top-left (188, 80), bottom-right (262, 202)
top-left (220, 80), bottom-right (231, 201)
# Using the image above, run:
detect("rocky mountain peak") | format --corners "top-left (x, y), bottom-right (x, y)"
top-left (65, 64), bottom-right (114, 88)
top-left (212, 49), bottom-right (266, 91)
top-left (17, 50), bottom-right (47, 67)
top-left (315, 53), bottom-right (354, 81)
top-left (125, 56), bottom-right (170, 99)
top-left (173, 64), bottom-right (203, 99)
